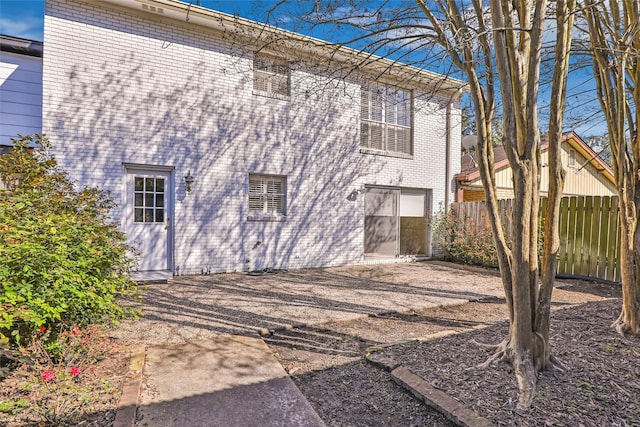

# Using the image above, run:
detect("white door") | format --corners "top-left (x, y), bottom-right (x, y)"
top-left (125, 169), bottom-right (172, 271)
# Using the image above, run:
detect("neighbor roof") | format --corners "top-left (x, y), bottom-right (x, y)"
top-left (456, 131), bottom-right (615, 185)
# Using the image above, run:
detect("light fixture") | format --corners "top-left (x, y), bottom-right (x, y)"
top-left (184, 170), bottom-right (194, 193)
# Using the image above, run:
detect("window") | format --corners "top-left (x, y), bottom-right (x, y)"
top-left (134, 176), bottom-right (165, 223)
top-left (569, 149), bottom-right (576, 167)
top-left (248, 174), bottom-right (286, 215)
top-left (360, 84), bottom-right (412, 155)
top-left (253, 53), bottom-right (290, 97)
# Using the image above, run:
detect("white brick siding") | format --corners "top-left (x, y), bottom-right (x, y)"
top-left (43, 0), bottom-right (462, 275)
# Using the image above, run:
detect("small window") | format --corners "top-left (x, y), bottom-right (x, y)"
top-left (248, 174), bottom-right (286, 215)
top-left (360, 84), bottom-right (412, 155)
top-left (133, 176), bottom-right (165, 223)
top-left (569, 149), bottom-right (576, 167)
top-left (253, 53), bottom-right (290, 98)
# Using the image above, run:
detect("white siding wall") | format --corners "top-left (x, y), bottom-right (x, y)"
top-left (0, 51), bottom-right (42, 144)
top-left (43, 0), bottom-right (459, 274)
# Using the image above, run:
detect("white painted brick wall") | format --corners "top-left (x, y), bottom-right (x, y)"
top-left (43, 0), bottom-right (461, 275)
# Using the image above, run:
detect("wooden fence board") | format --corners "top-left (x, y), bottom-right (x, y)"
top-left (588, 197), bottom-right (602, 278)
top-left (580, 196), bottom-right (593, 277)
top-left (450, 196), bottom-right (621, 283)
top-left (558, 197), bottom-right (570, 274)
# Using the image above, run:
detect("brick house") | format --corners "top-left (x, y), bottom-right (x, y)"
top-left (41, 0), bottom-right (466, 279)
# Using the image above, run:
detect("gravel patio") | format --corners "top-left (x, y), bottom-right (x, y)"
top-left (112, 261), bottom-right (508, 345)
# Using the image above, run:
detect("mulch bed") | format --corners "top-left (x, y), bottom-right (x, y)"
top-left (381, 298), bottom-right (640, 426)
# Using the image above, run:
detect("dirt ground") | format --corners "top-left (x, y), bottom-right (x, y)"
top-left (2, 264), bottom-right (635, 426)
top-left (265, 280), bottom-right (639, 427)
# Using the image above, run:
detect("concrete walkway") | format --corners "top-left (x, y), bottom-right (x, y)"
top-left (135, 336), bottom-right (325, 427)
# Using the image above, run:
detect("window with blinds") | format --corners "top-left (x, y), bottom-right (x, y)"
top-left (248, 174), bottom-right (286, 215)
top-left (253, 53), bottom-right (290, 97)
top-left (360, 84), bottom-right (412, 155)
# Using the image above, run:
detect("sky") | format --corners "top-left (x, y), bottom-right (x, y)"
top-left (0, 0), bottom-right (609, 137)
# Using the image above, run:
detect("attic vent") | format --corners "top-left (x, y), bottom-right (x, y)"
top-left (141, 4), bottom-right (164, 14)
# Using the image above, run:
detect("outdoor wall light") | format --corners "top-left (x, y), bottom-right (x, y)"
top-left (184, 170), bottom-right (194, 193)
top-left (347, 187), bottom-right (365, 201)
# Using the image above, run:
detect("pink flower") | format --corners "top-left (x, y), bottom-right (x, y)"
top-left (72, 326), bottom-right (81, 336)
top-left (70, 367), bottom-right (81, 377)
top-left (41, 370), bottom-right (55, 381)
top-left (88, 365), bottom-right (95, 371)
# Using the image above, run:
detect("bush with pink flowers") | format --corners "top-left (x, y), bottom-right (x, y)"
top-left (0, 324), bottom-right (124, 425)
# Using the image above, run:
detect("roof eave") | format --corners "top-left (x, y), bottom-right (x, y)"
top-left (86, 0), bottom-right (467, 93)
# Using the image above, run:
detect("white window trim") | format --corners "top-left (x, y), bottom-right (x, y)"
top-left (248, 173), bottom-right (287, 221)
top-left (360, 84), bottom-right (413, 156)
top-left (253, 53), bottom-right (291, 99)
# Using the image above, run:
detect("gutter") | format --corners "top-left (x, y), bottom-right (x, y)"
top-left (445, 87), bottom-right (465, 210)
top-left (0, 35), bottom-right (43, 57)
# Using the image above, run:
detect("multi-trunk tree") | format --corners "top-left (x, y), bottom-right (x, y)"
top-left (581, 0), bottom-right (640, 335)
top-left (261, 0), bottom-right (576, 408)
top-left (417, 0), bottom-right (576, 409)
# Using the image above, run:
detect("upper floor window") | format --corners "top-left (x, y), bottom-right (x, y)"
top-left (360, 84), bottom-right (412, 155)
top-left (569, 149), bottom-right (576, 167)
top-left (253, 53), bottom-right (290, 98)
top-left (248, 174), bottom-right (286, 216)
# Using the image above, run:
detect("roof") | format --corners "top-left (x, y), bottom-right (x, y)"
top-left (87, 0), bottom-right (468, 95)
top-left (456, 131), bottom-right (615, 185)
top-left (0, 35), bottom-right (43, 57)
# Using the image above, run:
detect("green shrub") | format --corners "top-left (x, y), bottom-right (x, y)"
top-left (432, 208), bottom-right (499, 267)
top-left (0, 135), bottom-right (137, 346)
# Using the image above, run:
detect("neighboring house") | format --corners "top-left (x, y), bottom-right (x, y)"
top-left (41, 0), bottom-right (466, 279)
top-left (455, 131), bottom-right (616, 202)
top-left (0, 35), bottom-right (43, 149)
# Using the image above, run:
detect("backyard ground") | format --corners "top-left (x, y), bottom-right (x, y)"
top-left (2, 262), bottom-right (638, 426)
top-left (266, 281), bottom-right (639, 426)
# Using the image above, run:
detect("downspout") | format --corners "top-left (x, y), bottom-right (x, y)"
top-left (445, 87), bottom-right (465, 211)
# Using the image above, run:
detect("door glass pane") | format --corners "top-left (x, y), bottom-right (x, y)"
top-left (155, 209), bottom-right (164, 223)
top-left (364, 188), bottom-right (398, 258)
top-left (156, 194), bottom-right (164, 207)
top-left (135, 177), bottom-right (144, 191)
top-left (145, 178), bottom-right (154, 192)
top-left (156, 178), bottom-right (164, 193)
top-left (145, 193), bottom-right (154, 207)
top-left (134, 208), bottom-right (143, 222)
top-left (400, 189), bottom-right (430, 256)
top-left (135, 193), bottom-right (143, 207)
top-left (145, 209), bottom-right (154, 222)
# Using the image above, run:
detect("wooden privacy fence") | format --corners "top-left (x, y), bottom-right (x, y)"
top-left (450, 196), bottom-right (621, 283)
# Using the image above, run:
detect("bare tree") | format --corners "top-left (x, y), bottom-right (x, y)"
top-left (419, 0), bottom-right (576, 409)
top-left (261, 0), bottom-right (576, 408)
top-left (581, 0), bottom-right (640, 334)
